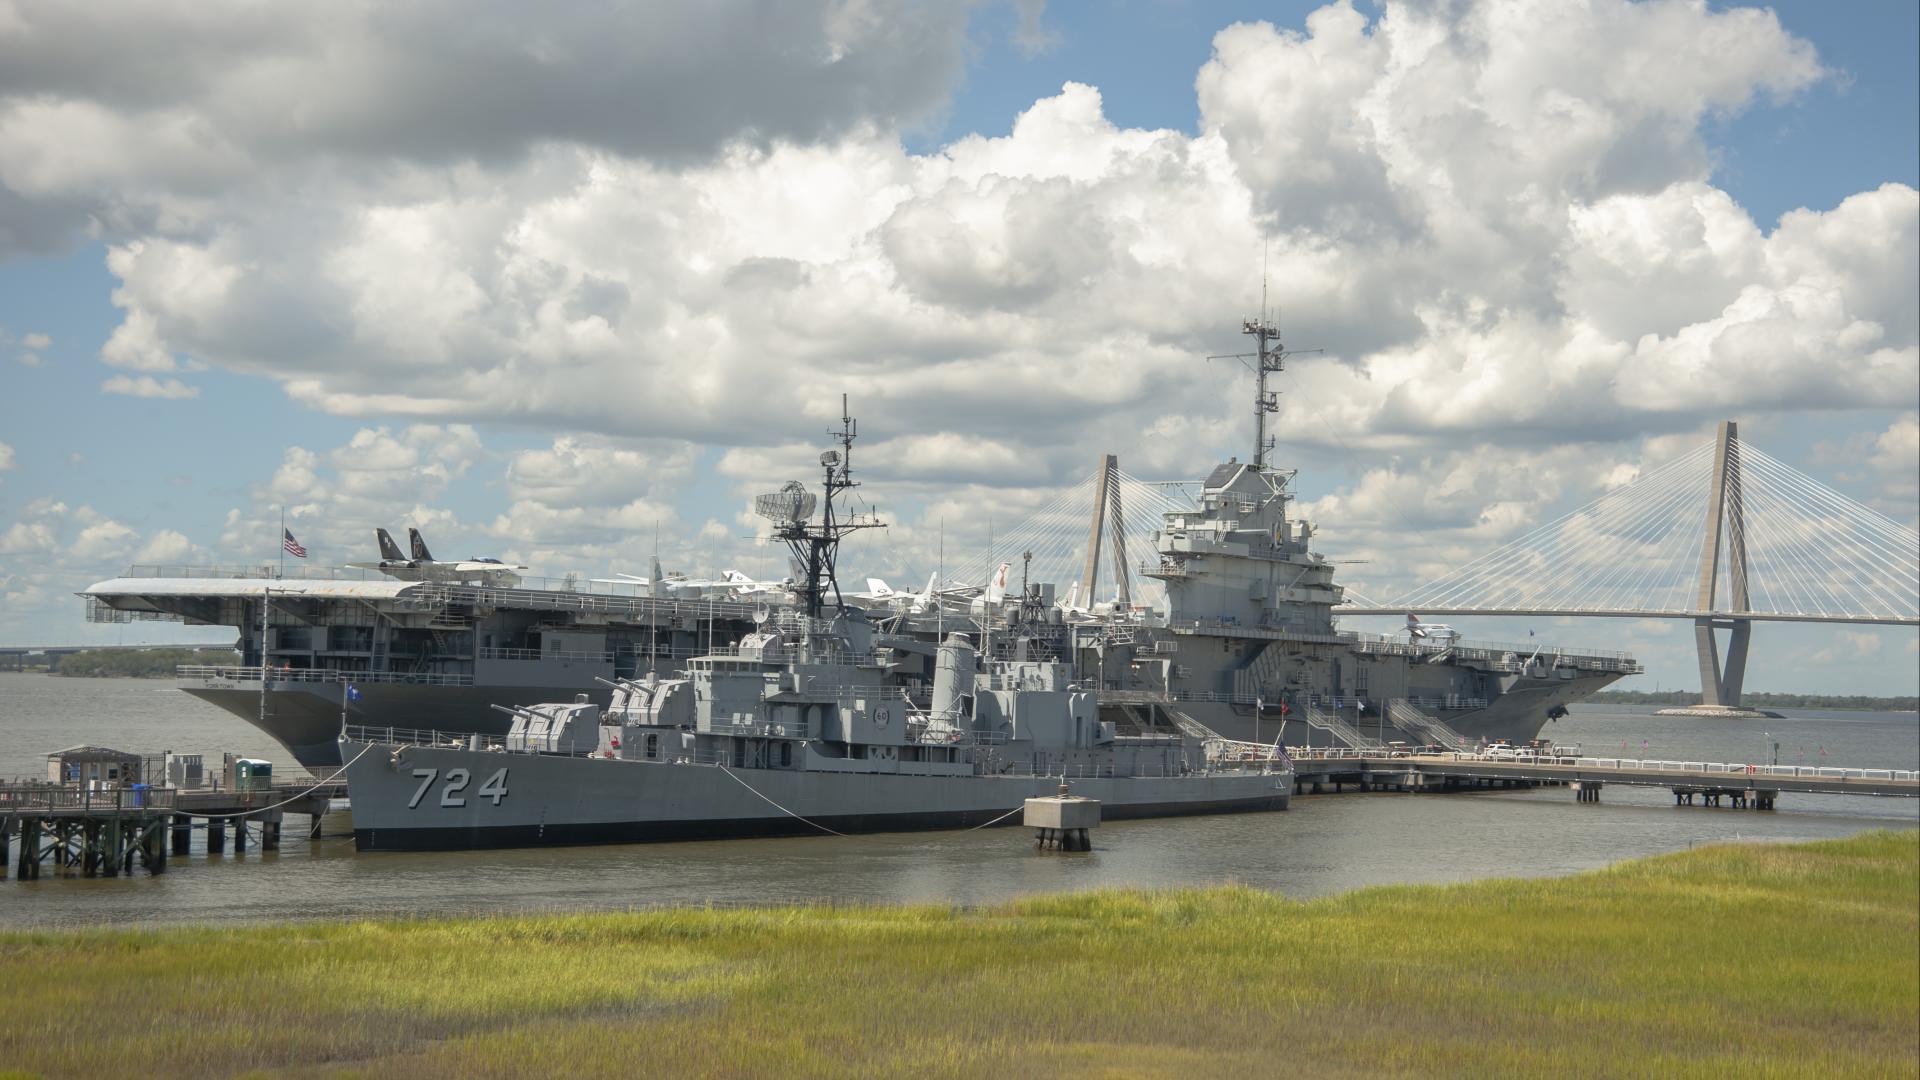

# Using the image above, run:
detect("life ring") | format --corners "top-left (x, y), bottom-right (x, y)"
top-left (610, 737), bottom-right (621, 749)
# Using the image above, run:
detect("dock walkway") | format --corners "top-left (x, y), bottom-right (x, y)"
top-left (1288, 750), bottom-right (1919, 805)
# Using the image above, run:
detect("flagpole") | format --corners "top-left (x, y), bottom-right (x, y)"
top-left (278, 507), bottom-right (285, 580)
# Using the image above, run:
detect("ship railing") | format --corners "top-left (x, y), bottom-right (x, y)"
top-left (0, 785), bottom-right (178, 811)
top-left (1139, 560), bottom-right (1194, 578)
top-left (696, 645), bottom-right (891, 666)
top-left (478, 647), bottom-right (617, 663)
top-left (179, 665), bottom-right (476, 688)
top-left (342, 724), bottom-right (604, 759)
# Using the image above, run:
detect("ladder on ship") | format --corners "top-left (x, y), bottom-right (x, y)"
top-left (1388, 700), bottom-right (1471, 751)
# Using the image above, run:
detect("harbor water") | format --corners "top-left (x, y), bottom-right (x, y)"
top-left (2, 672), bottom-right (1914, 928)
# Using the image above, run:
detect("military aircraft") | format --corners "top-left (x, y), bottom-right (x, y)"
top-left (1404, 613), bottom-right (1462, 643)
top-left (350, 528), bottom-right (526, 585)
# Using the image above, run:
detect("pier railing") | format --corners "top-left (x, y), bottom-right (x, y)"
top-left (0, 785), bottom-right (178, 812)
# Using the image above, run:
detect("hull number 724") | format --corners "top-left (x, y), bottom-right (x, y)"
top-left (407, 767), bottom-right (509, 809)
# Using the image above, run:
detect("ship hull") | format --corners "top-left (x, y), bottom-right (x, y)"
top-left (341, 740), bottom-right (1292, 852)
top-left (185, 682), bottom-right (580, 768)
top-left (1176, 670), bottom-right (1625, 748)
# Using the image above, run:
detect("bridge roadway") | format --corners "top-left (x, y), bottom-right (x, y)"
top-left (1335, 606), bottom-right (1918, 627)
top-left (1287, 750), bottom-right (1920, 801)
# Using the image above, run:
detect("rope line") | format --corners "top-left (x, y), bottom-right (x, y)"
top-left (183, 742), bottom-right (373, 819)
top-left (717, 763), bottom-right (1033, 837)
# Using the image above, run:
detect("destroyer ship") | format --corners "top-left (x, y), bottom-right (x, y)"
top-left (82, 315), bottom-right (1637, 765)
top-left (340, 405), bottom-right (1292, 850)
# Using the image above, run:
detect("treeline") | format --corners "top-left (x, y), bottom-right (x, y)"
top-left (53, 648), bottom-right (239, 678)
top-left (1592, 689), bottom-right (1918, 712)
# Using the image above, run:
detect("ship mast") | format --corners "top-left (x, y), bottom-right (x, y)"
top-left (758, 395), bottom-right (884, 619)
top-left (1243, 316), bottom-right (1284, 470)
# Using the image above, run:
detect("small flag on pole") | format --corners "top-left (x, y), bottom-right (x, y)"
top-left (283, 529), bottom-right (308, 559)
top-left (346, 684), bottom-right (362, 703)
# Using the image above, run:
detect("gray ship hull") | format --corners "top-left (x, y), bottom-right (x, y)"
top-left (1174, 670), bottom-right (1622, 748)
top-left (341, 739), bottom-right (1292, 852)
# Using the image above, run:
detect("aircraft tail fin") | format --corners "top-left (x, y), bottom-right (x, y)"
top-left (984, 561), bottom-right (1011, 604)
top-left (376, 528), bottom-right (406, 562)
top-left (865, 578), bottom-right (894, 598)
top-left (408, 528), bottom-right (434, 562)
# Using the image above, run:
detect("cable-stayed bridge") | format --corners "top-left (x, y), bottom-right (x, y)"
top-left (944, 456), bottom-right (1192, 609)
top-left (1338, 422), bottom-right (1919, 712)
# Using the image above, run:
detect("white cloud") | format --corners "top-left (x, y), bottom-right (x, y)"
top-left (101, 374), bottom-right (198, 398)
top-left (134, 528), bottom-right (195, 563)
top-left (20, 332), bottom-right (50, 349)
top-left (0, 520), bottom-right (56, 555)
top-left (0, 440), bottom-right (13, 474)
top-left (0, 1), bottom-right (974, 257)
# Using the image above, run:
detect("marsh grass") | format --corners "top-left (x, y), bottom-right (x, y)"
top-left (0, 831), bottom-right (1913, 1077)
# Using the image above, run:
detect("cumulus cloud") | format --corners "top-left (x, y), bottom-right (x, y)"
top-left (101, 374), bottom-right (198, 398)
top-left (0, 440), bottom-right (13, 475)
top-left (22, 0), bottom-right (1896, 487)
top-left (0, 0), bottom-right (975, 256)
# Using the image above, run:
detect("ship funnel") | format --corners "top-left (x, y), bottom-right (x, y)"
top-left (931, 632), bottom-right (977, 723)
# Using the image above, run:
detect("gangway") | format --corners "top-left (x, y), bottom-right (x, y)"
top-left (1388, 700), bottom-right (1470, 750)
top-left (1304, 705), bottom-right (1378, 750)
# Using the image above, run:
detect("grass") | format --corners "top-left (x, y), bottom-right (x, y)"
top-left (0, 831), bottom-right (1914, 1078)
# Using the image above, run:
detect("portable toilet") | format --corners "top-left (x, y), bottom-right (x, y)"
top-left (234, 758), bottom-right (273, 792)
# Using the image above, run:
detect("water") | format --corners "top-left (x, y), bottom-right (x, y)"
top-left (2, 672), bottom-right (1914, 928)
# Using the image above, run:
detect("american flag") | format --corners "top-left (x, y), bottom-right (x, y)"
top-left (282, 528), bottom-right (308, 558)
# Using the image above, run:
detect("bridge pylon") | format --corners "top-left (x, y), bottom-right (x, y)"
top-left (1673, 421), bottom-right (1766, 717)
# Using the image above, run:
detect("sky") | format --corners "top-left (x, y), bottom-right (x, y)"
top-left (0, 0), bottom-right (1914, 695)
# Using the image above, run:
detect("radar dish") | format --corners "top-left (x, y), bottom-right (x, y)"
top-left (752, 480), bottom-right (817, 524)
top-left (752, 603), bottom-right (770, 625)
top-left (820, 450), bottom-right (842, 468)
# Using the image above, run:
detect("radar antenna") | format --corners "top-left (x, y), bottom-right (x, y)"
top-left (752, 394), bottom-right (884, 618)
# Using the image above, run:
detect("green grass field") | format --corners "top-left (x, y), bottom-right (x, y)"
top-left (1, 831), bottom-right (1913, 1078)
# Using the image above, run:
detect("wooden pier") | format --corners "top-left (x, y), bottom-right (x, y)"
top-left (2, 786), bottom-right (175, 879)
top-left (2, 775), bottom-right (348, 880)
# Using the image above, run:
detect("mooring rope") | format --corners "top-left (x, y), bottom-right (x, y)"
top-left (183, 741), bottom-right (375, 819)
top-left (717, 763), bottom-right (1032, 838)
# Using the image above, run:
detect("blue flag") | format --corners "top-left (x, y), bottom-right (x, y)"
top-left (346, 684), bottom-right (362, 703)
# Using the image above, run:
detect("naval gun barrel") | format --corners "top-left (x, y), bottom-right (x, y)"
top-left (489, 703), bottom-right (542, 720)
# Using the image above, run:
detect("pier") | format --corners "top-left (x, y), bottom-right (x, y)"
top-left (1286, 749), bottom-right (1919, 807)
top-left (2, 774), bottom-right (348, 879)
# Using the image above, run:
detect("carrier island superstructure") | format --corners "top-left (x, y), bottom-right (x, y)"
top-left (81, 318), bottom-right (1638, 765)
